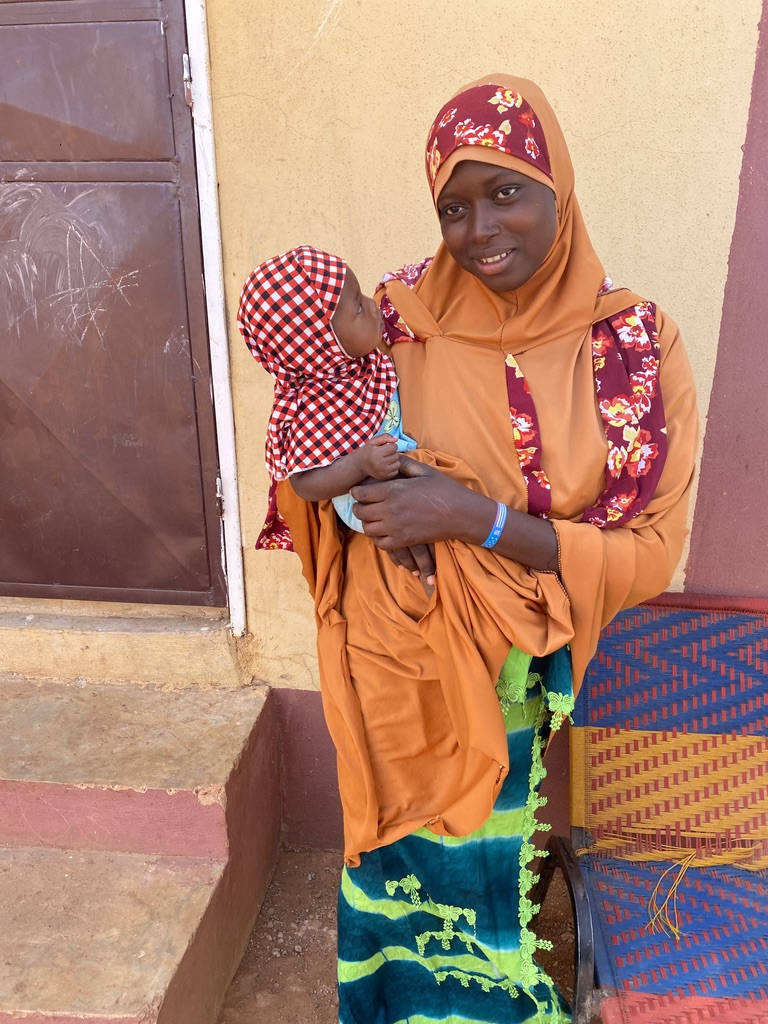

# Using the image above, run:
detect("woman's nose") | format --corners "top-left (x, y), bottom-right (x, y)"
top-left (468, 202), bottom-right (499, 241)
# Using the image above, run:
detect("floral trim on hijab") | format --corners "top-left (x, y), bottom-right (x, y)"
top-left (380, 263), bottom-right (667, 529)
top-left (586, 304), bottom-right (666, 525)
top-left (504, 302), bottom-right (666, 525)
top-left (426, 84), bottom-right (552, 192)
top-left (379, 258), bottom-right (433, 344)
top-left (253, 480), bottom-right (293, 550)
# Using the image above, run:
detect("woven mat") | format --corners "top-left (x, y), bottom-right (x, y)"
top-left (570, 606), bottom-right (768, 1017)
top-left (573, 607), bottom-right (768, 868)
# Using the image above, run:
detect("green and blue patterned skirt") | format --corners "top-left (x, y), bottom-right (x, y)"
top-left (337, 647), bottom-right (574, 1024)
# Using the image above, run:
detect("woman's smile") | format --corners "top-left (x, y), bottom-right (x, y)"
top-left (474, 248), bottom-right (517, 274)
top-left (477, 250), bottom-right (513, 264)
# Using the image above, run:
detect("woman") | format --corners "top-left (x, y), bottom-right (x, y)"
top-left (277, 75), bottom-right (698, 1023)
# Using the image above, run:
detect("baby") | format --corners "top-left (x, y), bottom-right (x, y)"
top-left (237, 245), bottom-right (416, 537)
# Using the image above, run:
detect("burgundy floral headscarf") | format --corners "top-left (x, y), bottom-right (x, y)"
top-left (426, 83), bottom-right (552, 193)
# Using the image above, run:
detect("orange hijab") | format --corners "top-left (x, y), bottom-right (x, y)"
top-left (386, 74), bottom-right (621, 353)
top-left (381, 74), bottom-right (668, 531)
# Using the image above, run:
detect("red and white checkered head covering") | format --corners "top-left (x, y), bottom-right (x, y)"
top-left (237, 245), bottom-right (399, 481)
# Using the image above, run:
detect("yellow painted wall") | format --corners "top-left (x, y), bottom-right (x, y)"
top-left (208, 0), bottom-right (761, 689)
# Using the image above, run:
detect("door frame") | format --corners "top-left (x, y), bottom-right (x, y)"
top-left (185, 2), bottom-right (246, 636)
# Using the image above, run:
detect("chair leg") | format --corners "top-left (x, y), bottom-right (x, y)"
top-left (532, 835), bottom-right (596, 1024)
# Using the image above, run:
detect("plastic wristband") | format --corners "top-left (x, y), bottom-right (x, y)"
top-left (481, 502), bottom-right (508, 549)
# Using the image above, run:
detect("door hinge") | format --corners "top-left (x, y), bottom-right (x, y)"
top-left (182, 53), bottom-right (193, 110)
top-left (216, 476), bottom-right (224, 517)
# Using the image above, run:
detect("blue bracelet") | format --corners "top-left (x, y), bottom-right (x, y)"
top-left (481, 502), bottom-right (508, 549)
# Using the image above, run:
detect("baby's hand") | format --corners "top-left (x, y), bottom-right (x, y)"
top-left (359, 434), bottom-right (400, 480)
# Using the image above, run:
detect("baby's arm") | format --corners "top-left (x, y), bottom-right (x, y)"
top-left (291, 434), bottom-right (400, 502)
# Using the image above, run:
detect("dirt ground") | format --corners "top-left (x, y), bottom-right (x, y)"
top-left (217, 848), bottom-right (599, 1024)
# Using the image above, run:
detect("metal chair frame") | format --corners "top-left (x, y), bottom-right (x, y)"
top-left (532, 833), bottom-right (596, 1024)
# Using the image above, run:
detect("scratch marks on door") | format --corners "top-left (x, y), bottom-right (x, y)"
top-left (0, 182), bottom-right (138, 346)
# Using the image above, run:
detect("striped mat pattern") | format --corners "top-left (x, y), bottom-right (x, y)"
top-left (571, 605), bottom-right (768, 1020)
top-left (582, 857), bottom-right (768, 999)
top-left (574, 607), bottom-right (768, 734)
top-left (572, 607), bottom-right (768, 869)
top-left (599, 992), bottom-right (768, 1024)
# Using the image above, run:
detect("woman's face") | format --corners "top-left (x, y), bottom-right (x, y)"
top-left (437, 160), bottom-right (557, 292)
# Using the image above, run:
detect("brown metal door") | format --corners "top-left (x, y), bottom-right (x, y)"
top-left (0, 0), bottom-right (226, 605)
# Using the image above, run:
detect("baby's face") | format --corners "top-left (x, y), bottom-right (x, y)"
top-left (331, 269), bottom-right (383, 359)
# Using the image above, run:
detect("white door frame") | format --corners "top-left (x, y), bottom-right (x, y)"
top-left (185, 1), bottom-right (246, 636)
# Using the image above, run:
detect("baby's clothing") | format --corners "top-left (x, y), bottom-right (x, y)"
top-left (237, 245), bottom-right (414, 550)
top-left (237, 246), bottom-right (398, 482)
top-left (331, 388), bottom-right (416, 532)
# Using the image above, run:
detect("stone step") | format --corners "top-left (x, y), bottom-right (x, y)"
top-left (0, 676), bottom-right (282, 1024)
top-left (0, 675), bottom-right (275, 857)
top-left (0, 606), bottom-right (247, 689)
top-left (0, 846), bottom-right (224, 1023)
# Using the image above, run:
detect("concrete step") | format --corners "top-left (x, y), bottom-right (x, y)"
top-left (0, 676), bottom-right (282, 1024)
top-left (0, 846), bottom-right (224, 1023)
top-left (0, 675), bottom-right (275, 856)
top-left (0, 605), bottom-right (248, 689)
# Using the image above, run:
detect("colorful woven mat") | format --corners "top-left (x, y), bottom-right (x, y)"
top-left (572, 607), bottom-right (768, 870)
top-left (583, 857), bottom-right (768, 998)
top-left (599, 992), bottom-right (768, 1024)
top-left (571, 606), bottom-right (768, 1019)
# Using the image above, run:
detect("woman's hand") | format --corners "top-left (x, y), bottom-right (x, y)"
top-left (350, 457), bottom-right (480, 550)
top-left (351, 455), bottom-right (560, 573)
top-left (351, 460), bottom-right (449, 585)
top-left (386, 542), bottom-right (437, 585)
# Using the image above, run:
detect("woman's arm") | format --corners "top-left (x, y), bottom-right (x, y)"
top-left (350, 457), bottom-right (559, 572)
top-left (291, 435), bottom-right (400, 502)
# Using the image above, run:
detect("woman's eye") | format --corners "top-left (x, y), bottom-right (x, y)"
top-left (496, 185), bottom-right (518, 199)
top-left (440, 204), bottom-right (463, 218)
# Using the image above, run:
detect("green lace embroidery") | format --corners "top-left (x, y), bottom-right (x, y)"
top-left (513, 673), bottom-right (575, 1024)
top-left (497, 646), bottom-right (540, 709)
top-left (433, 969), bottom-right (518, 997)
top-left (385, 875), bottom-right (478, 957)
top-left (385, 874), bottom-right (422, 905)
top-left (416, 902), bottom-right (478, 956)
top-left (546, 690), bottom-right (575, 731)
